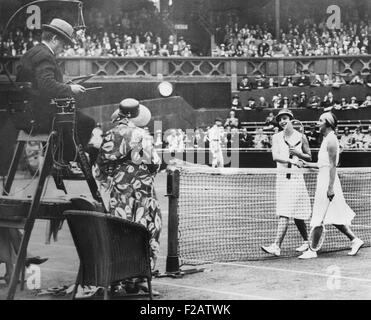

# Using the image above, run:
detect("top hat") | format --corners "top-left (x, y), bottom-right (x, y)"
top-left (111, 98), bottom-right (151, 127)
top-left (42, 18), bottom-right (74, 46)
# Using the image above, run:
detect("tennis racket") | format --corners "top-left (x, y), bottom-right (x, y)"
top-left (308, 195), bottom-right (334, 252)
top-left (284, 119), bottom-right (304, 179)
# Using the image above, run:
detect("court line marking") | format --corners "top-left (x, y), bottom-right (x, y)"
top-left (32, 245), bottom-right (371, 284)
top-left (151, 280), bottom-right (274, 300)
top-left (199, 261), bottom-right (371, 284)
top-left (39, 267), bottom-right (272, 300)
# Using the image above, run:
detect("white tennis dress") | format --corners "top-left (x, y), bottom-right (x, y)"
top-left (273, 130), bottom-right (311, 219)
top-left (310, 131), bottom-right (355, 227)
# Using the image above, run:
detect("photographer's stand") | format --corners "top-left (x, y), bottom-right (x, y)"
top-left (1, 98), bottom-right (100, 300)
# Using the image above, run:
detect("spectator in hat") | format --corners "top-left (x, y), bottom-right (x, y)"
top-left (307, 91), bottom-right (320, 109)
top-left (323, 73), bottom-right (333, 86)
top-left (281, 96), bottom-right (290, 109)
top-left (360, 95), bottom-right (371, 108)
top-left (332, 73), bottom-right (346, 88)
top-left (298, 92), bottom-right (308, 108)
top-left (224, 110), bottom-right (239, 128)
top-left (295, 70), bottom-right (310, 87)
top-left (349, 71), bottom-right (364, 85)
top-left (307, 124), bottom-right (320, 148)
top-left (347, 96), bottom-right (359, 109)
top-left (363, 126), bottom-right (371, 149)
top-left (272, 95), bottom-right (281, 109)
top-left (256, 96), bottom-right (270, 110)
top-left (351, 126), bottom-right (364, 149)
top-left (339, 127), bottom-right (352, 150)
top-left (268, 77), bottom-right (276, 88)
top-left (365, 73), bottom-right (371, 88)
top-left (322, 92), bottom-right (338, 111)
top-left (255, 74), bottom-right (268, 89)
top-left (311, 74), bottom-right (323, 87)
top-left (238, 76), bottom-right (252, 91)
top-left (290, 94), bottom-right (300, 108)
top-left (93, 98), bottom-right (162, 283)
top-left (244, 97), bottom-right (256, 110)
top-left (231, 94), bottom-right (242, 110)
top-left (334, 97), bottom-right (349, 110)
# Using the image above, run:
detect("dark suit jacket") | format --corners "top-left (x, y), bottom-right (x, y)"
top-left (14, 43), bottom-right (96, 161)
top-left (15, 43), bottom-right (73, 133)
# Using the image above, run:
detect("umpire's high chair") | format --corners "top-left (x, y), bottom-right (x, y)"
top-left (0, 97), bottom-right (100, 300)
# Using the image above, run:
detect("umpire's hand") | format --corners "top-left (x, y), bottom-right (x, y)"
top-left (70, 84), bottom-right (86, 94)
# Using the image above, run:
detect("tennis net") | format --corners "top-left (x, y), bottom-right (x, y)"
top-left (166, 165), bottom-right (371, 270)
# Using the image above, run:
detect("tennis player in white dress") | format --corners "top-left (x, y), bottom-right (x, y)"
top-left (299, 112), bottom-right (364, 259)
top-left (261, 109), bottom-right (312, 256)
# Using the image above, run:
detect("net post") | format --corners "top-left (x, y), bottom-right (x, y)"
top-left (166, 167), bottom-right (180, 273)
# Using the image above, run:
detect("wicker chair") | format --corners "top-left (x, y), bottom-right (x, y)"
top-left (64, 210), bottom-right (153, 300)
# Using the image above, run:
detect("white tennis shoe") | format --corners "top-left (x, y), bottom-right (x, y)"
top-left (298, 250), bottom-right (317, 259)
top-left (261, 243), bottom-right (281, 256)
top-left (296, 242), bottom-right (309, 252)
top-left (348, 238), bottom-right (364, 256)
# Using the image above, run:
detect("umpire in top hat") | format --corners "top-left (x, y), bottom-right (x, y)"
top-left (15, 18), bottom-right (96, 158)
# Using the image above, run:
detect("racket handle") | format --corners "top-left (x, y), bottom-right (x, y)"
top-left (287, 156), bottom-right (292, 179)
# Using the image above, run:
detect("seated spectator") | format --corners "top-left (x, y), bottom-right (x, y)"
top-left (311, 74), bottom-right (323, 87)
top-left (332, 73), bottom-right (346, 88)
top-left (322, 92), bottom-right (338, 111)
top-left (224, 110), bottom-right (239, 128)
top-left (351, 126), bottom-right (364, 149)
top-left (307, 124), bottom-right (320, 148)
top-left (256, 96), bottom-right (269, 110)
top-left (347, 96), bottom-right (359, 109)
top-left (349, 71), bottom-right (364, 85)
top-left (298, 92), bottom-right (308, 108)
top-left (323, 74), bottom-right (333, 86)
top-left (294, 70), bottom-right (310, 87)
top-left (334, 97), bottom-right (349, 110)
top-left (257, 38), bottom-right (270, 57)
top-left (272, 95), bottom-right (281, 109)
top-left (268, 77), bottom-right (276, 88)
top-left (244, 97), bottom-right (257, 110)
top-left (238, 76), bottom-right (252, 91)
top-left (253, 128), bottom-right (270, 148)
top-left (363, 126), bottom-right (371, 149)
top-left (281, 96), bottom-right (290, 109)
top-left (339, 127), bottom-right (352, 150)
top-left (280, 76), bottom-right (293, 87)
top-left (360, 95), bottom-right (371, 108)
top-left (239, 128), bottom-right (253, 148)
top-left (290, 94), bottom-right (300, 108)
top-left (365, 73), bottom-right (371, 88)
top-left (264, 112), bottom-right (277, 130)
top-left (307, 92), bottom-right (321, 109)
top-left (231, 94), bottom-right (242, 110)
top-left (255, 74), bottom-right (268, 89)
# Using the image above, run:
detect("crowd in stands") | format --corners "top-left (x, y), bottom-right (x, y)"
top-left (1, 5), bottom-right (370, 58)
top-left (213, 18), bottom-right (371, 57)
top-left (0, 5), bottom-right (193, 57)
top-left (161, 120), bottom-right (371, 153)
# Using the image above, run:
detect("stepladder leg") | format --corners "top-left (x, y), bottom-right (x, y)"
top-left (6, 133), bottom-right (55, 300)
top-left (3, 141), bottom-right (26, 196)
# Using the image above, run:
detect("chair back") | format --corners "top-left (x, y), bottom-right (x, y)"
top-left (64, 210), bottom-right (151, 287)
